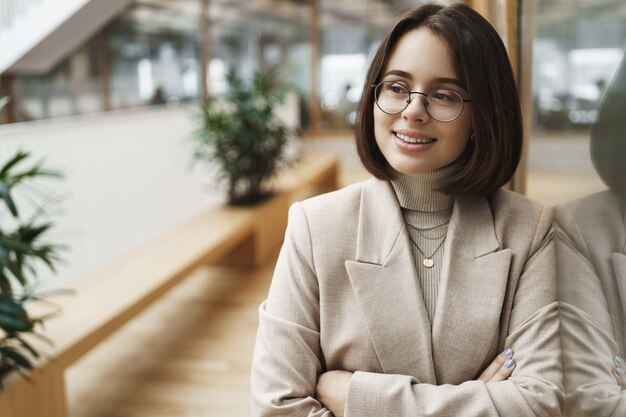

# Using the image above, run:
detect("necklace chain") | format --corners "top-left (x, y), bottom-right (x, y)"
top-left (405, 222), bottom-right (448, 240)
top-left (405, 225), bottom-right (447, 268)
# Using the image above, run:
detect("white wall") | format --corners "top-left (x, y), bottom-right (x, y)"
top-left (0, 105), bottom-right (224, 289)
top-left (0, 0), bottom-right (134, 74)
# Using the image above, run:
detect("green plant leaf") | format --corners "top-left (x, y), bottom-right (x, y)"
top-left (0, 346), bottom-right (34, 370)
top-left (0, 313), bottom-right (34, 332)
top-left (15, 336), bottom-right (39, 358)
top-left (0, 182), bottom-right (18, 217)
top-left (0, 150), bottom-right (29, 178)
top-left (193, 67), bottom-right (291, 203)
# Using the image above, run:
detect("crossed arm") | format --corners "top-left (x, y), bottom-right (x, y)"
top-left (251, 203), bottom-right (563, 417)
top-left (315, 350), bottom-right (517, 417)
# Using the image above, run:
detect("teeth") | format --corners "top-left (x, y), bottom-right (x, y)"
top-left (396, 133), bottom-right (435, 144)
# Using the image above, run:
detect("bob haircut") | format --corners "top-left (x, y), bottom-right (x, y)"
top-left (355, 3), bottom-right (522, 195)
top-left (590, 54), bottom-right (626, 195)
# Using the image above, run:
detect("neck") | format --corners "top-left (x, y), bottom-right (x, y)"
top-left (390, 164), bottom-right (456, 212)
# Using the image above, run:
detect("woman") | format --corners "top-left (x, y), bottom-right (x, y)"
top-left (555, 53), bottom-right (626, 417)
top-left (251, 4), bottom-right (562, 416)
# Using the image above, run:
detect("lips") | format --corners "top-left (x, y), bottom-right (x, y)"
top-left (394, 131), bottom-right (436, 144)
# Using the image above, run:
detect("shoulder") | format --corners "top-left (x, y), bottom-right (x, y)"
top-left (483, 189), bottom-right (552, 253)
top-left (297, 180), bottom-right (365, 218)
top-left (554, 189), bottom-right (615, 225)
top-left (488, 188), bottom-right (552, 231)
top-left (488, 188), bottom-right (549, 218)
top-left (554, 189), bottom-right (621, 254)
top-left (286, 180), bottom-right (367, 238)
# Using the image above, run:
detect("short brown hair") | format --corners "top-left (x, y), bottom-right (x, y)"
top-left (355, 3), bottom-right (522, 195)
top-left (591, 54), bottom-right (626, 194)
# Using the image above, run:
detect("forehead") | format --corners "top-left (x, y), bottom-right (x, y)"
top-left (384, 27), bottom-right (458, 81)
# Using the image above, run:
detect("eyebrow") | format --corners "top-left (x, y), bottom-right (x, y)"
top-left (382, 70), bottom-right (466, 89)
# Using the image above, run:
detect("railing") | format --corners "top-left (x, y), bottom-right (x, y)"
top-left (0, 0), bottom-right (43, 30)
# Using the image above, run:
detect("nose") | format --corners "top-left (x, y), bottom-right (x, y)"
top-left (402, 92), bottom-right (430, 122)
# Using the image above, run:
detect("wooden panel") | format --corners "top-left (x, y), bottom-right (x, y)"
top-left (0, 152), bottom-right (340, 417)
top-left (49, 207), bottom-right (255, 367)
top-left (468, 0), bottom-right (528, 194)
top-left (215, 192), bottom-right (290, 266)
top-left (467, 0), bottom-right (493, 22)
top-left (309, 0), bottom-right (321, 134)
top-left (0, 363), bottom-right (67, 417)
top-left (272, 152), bottom-right (340, 196)
top-left (513, 0), bottom-right (535, 195)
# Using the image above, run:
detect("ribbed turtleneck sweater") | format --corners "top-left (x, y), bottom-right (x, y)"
top-left (391, 166), bottom-right (455, 325)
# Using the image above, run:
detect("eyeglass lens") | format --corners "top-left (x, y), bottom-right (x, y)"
top-left (375, 81), bottom-right (465, 122)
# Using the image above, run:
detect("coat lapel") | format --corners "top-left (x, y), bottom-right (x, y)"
top-left (345, 178), bottom-right (436, 384)
top-left (431, 194), bottom-right (512, 384)
top-left (611, 252), bottom-right (626, 348)
top-left (612, 204), bottom-right (626, 346)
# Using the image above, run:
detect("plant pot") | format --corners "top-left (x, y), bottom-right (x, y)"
top-left (228, 190), bottom-right (274, 206)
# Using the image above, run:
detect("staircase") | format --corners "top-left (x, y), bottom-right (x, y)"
top-left (0, 0), bottom-right (134, 75)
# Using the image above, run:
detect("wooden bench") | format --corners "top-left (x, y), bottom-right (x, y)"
top-left (0, 152), bottom-right (340, 417)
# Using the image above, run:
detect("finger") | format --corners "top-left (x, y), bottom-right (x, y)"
top-left (613, 356), bottom-right (626, 388)
top-left (488, 358), bottom-right (516, 383)
top-left (478, 348), bottom-right (513, 382)
top-left (612, 367), bottom-right (626, 388)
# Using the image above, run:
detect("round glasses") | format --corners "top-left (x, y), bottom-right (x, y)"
top-left (373, 81), bottom-right (471, 122)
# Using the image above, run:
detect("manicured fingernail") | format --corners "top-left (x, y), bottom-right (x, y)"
top-left (505, 359), bottom-right (514, 369)
top-left (615, 367), bottom-right (625, 377)
top-left (615, 356), bottom-right (625, 366)
top-left (502, 348), bottom-right (513, 357)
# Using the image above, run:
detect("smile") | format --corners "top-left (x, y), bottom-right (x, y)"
top-left (394, 132), bottom-right (436, 144)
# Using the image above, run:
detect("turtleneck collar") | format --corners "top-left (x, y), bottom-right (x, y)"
top-left (390, 164), bottom-right (456, 212)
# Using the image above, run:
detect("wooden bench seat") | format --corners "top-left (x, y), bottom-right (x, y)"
top-left (0, 152), bottom-right (339, 417)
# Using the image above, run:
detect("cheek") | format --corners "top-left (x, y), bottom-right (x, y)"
top-left (460, 109), bottom-right (473, 137)
top-left (373, 109), bottom-right (385, 144)
top-left (373, 107), bottom-right (393, 136)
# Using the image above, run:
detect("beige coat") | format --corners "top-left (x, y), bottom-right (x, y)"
top-left (251, 178), bottom-right (563, 417)
top-left (555, 190), bottom-right (626, 417)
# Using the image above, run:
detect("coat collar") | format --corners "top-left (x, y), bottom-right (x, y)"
top-left (559, 190), bottom-right (626, 345)
top-left (346, 178), bottom-right (511, 384)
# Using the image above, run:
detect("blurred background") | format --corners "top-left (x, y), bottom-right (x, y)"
top-left (0, 0), bottom-right (624, 416)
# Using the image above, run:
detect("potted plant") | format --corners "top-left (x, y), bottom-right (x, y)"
top-left (0, 149), bottom-right (64, 387)
top-left (193, 69), bottom-right (290, 205)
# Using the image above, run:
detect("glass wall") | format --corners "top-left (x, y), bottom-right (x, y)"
top-left (7, 0), bottom-right (439, 132)
top-left (107, 1), bottom-right (201, 109)
top-left (209, 0), bottom-right (311, 128)
top-left (318, 0), bottom-right (421, 131)
top-left (11, 0), bottom-right (202, 121)
top-left (12, 37), bottom-right (104, 121)
top-left (528, 0), bottom-right (626, 204)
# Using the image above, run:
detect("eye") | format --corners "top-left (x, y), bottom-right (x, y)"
top-left (431, 90), bottom-right (453, 101)
top-left (384, 82), bottom-right (408, 95)
top-left (429, 89), bottom-right (460, 105)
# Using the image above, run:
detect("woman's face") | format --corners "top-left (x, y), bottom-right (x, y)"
top-left (374, 27), bottom-right (473, 175)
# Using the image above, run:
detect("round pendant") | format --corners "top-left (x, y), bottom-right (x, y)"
top-left (423, 258), bottom-right (434, 268)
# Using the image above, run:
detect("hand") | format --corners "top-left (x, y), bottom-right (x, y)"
top-left (613, 355), bottom-right (626, 388)
top-left (315, 370), bottom-right (353, 417)
top-left (478, 348), bottom-right (516, 383)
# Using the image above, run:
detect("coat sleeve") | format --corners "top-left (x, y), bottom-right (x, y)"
top-left (344, 205), bottom-right (564, 417)
top-left (250, 202), bottom-right (333, 417)
top-left (555, 205), bottom-right (626, 417)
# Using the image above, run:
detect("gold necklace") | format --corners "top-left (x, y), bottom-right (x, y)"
top-left (405, 222), bottom-right (448, 240)
top-left (406, 227), bottom-right (447, 268)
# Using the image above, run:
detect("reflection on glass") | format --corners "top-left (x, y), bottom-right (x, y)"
top-left (556, 52), bottom-right (626, 417)
top-left (529, 1), bottom-right (625, 204)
